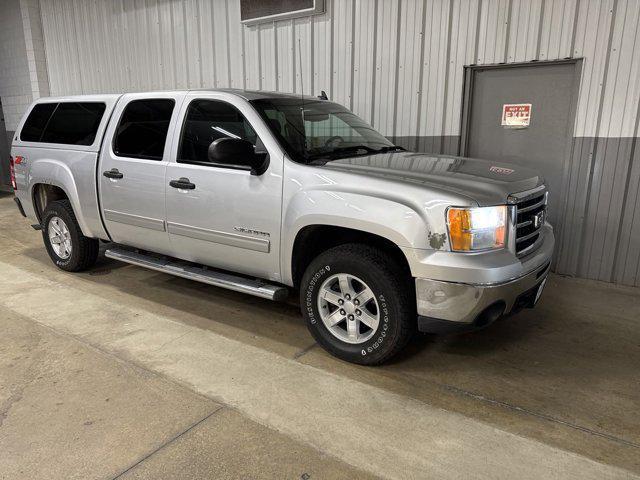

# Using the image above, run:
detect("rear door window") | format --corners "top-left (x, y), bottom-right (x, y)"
top-left (41, 103), bottom-right (106, 145)
top-left (113, 99), bottom-right (175, 160)
top-left (20, 103), bottom-right (57, 142)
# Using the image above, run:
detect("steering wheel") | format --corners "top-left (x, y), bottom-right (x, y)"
top-left (324, 135), bottom-right (345, 148)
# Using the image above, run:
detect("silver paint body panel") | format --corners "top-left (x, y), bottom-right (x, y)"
top-left (163, 92), bottom-right (282, 281)
top-left (98, 91), bottom-right (186, 255)
top-left (12, 89), bottom-right (554, 323)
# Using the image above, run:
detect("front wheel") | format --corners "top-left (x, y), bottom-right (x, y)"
top-left (300, 244), bottom-right (415, 365)
top-left (42, 200), bottom-right (99, 272)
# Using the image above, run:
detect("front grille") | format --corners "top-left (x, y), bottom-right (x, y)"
top-left (513, 188), bottom-right (547, 257)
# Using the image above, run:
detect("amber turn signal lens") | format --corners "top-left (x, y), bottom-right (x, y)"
top-left (447, 208), bottom-right (472, 251)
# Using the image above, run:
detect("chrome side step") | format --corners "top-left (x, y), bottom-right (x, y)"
top-left (104, 247), bottom-right (288, 301)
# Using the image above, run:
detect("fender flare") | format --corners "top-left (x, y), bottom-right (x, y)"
top-left (29, 159), bottom-right (93, 237)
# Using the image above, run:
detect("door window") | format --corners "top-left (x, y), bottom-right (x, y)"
top-left (113, 99), bottom-right (175, 160)
top-left (178, 99), bottom-right (258, 165)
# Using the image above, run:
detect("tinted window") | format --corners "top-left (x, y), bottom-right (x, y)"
top-left (20, 103), bottom-right (57, 142)
top-left (178, 99), bottom-right (257, 164)
top-left (113, 99), bottom-right (175, 160)
top-left (40, 102), bottom-right (106, 145)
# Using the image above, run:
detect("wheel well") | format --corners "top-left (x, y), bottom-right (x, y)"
top-left (291, 225), bottom-right (412, 287)
top-left (32, 184), bottom-right (69, 222)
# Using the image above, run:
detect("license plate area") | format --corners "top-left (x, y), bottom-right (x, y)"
top-left (512, 277), bottom-right (547, 312)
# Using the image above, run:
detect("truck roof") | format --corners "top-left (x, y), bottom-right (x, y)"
top-left (32, 89), bottom-right (320, 104)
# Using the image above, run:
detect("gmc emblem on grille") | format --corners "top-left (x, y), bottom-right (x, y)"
top-left (533, 210), bottom-right (545, 228)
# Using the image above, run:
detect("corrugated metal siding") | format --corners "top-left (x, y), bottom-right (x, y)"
top-left (39, 0), bottom-right (640, 286)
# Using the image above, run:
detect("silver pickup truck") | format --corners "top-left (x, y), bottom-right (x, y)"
top-left (10, 89), bottom-right (554, 364)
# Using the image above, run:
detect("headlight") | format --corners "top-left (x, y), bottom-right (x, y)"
top-left (446, 206), bottom-right (507, 252)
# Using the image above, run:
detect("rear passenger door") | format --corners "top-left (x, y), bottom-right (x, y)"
top-left (98, 92), bottom-right (185, 254)
top-left (164, 93), bottom-right (283, 281)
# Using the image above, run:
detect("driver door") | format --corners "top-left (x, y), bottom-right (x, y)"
top-left (165, 93), bottom-right (283, 282)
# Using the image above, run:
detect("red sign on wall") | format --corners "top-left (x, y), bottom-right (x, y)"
top-left (501, 103), bottom-right (531, 128)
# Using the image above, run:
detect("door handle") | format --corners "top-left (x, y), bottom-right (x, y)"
top-left (103, 168), bottom-right (123, 179)
top-left (169, 177), bottom-right (196, 190)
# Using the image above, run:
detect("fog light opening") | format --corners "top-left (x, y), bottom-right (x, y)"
top-left (474, 301), bottom-right (506, 329)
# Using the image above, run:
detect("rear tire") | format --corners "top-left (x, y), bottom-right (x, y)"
top-left (42, 200), bottom-right (99, 272)
top-left (300, 244), bottom-right (415, 365)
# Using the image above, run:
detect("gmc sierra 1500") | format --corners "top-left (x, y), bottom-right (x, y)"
top-left (10, 89), bottom-right (553, 364)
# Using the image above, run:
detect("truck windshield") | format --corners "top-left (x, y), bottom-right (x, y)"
top-left (249, 98), bottom-right (401, 164)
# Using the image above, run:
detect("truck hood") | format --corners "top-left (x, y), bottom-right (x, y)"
top-left (318, 151), bottom-right (545, 206)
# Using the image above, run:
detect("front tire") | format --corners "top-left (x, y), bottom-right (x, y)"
top-left (42, 200), bottom-right (99, 272)
top-left (300, 244), bottom-right (415, 365)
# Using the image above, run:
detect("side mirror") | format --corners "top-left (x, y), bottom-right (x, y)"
top-left (207, 138), bottom-right (268, 175)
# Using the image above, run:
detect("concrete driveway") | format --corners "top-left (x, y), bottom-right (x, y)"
top-left (0, 192), bottom-right (639, 479)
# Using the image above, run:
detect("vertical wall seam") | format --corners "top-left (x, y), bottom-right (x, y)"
top-left (391, 0), bottom-right (402, 138)
top-left (71, 0), bottom-right (85, 92)
top-left (441, 0), bottom-right (454, 146)
top-left (240, 3), bottom-right (246, 89)
top-left (535, 0), bottom-right (546, 59)
top-left (258, 25), bottom-right (263, 90)
top-left (473, 0), bottom-right (483, 63)
top-left (224, 0), bottom-right (231, 86)
top-left (503, 0), bottom-right (513, 62)
top-left (348, 0), bottom-right (356, 110)
top-left (169, 1), bottom-right (178, 87)
top-left (570, 0), bottom-right (581, 55)
top-left (413, 0), bottom-right (429, 150)
top-left (293, 20), bottom-right (298, 93)
top-left (210, 1), bottom-right (218, 87)
top-left (310, 16), bottom-right (315, 95)
top-left (327, 0), bottom-right (335, 98)
top-left (195, 0), bottom-right (204, 87)
top-left (274, 20), bottom-right (279, 91)
top-left (369, 0), bottom-right (378, 125)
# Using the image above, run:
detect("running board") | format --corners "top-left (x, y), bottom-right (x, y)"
top-left (104, 247), bottom-right (288, 301)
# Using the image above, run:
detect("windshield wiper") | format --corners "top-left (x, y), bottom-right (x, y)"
top-left (377, 145), bottom-right (405, 153)
top-left (305, 144), bottom-right (405, 163)
top-left (306, 145), bottom-right (376, 162)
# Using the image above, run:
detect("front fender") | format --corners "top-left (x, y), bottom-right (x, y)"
top-left (281, 189), bottom-right (450, 285)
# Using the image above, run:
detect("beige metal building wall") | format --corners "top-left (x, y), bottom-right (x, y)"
top-left (38, 0), bottom-right (640, 286)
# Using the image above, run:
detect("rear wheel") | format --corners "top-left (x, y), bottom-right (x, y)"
top-left (300, 244), bottom-right (415, 365)
top-left (42, 200), bottom-right (99, 272)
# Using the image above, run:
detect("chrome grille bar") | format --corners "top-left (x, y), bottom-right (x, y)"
top-left (511, 187), bottom-right (548, 258)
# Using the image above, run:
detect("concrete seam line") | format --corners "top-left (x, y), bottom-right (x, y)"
top-left (441, 383), bottom-right (640, 450)
top-left (292, 342), bottom-right (317, 359)
top-left (110, 406), bottom-right (225, 480)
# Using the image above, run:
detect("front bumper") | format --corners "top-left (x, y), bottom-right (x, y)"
top-left (415, 228), bottom-right (554, 334)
